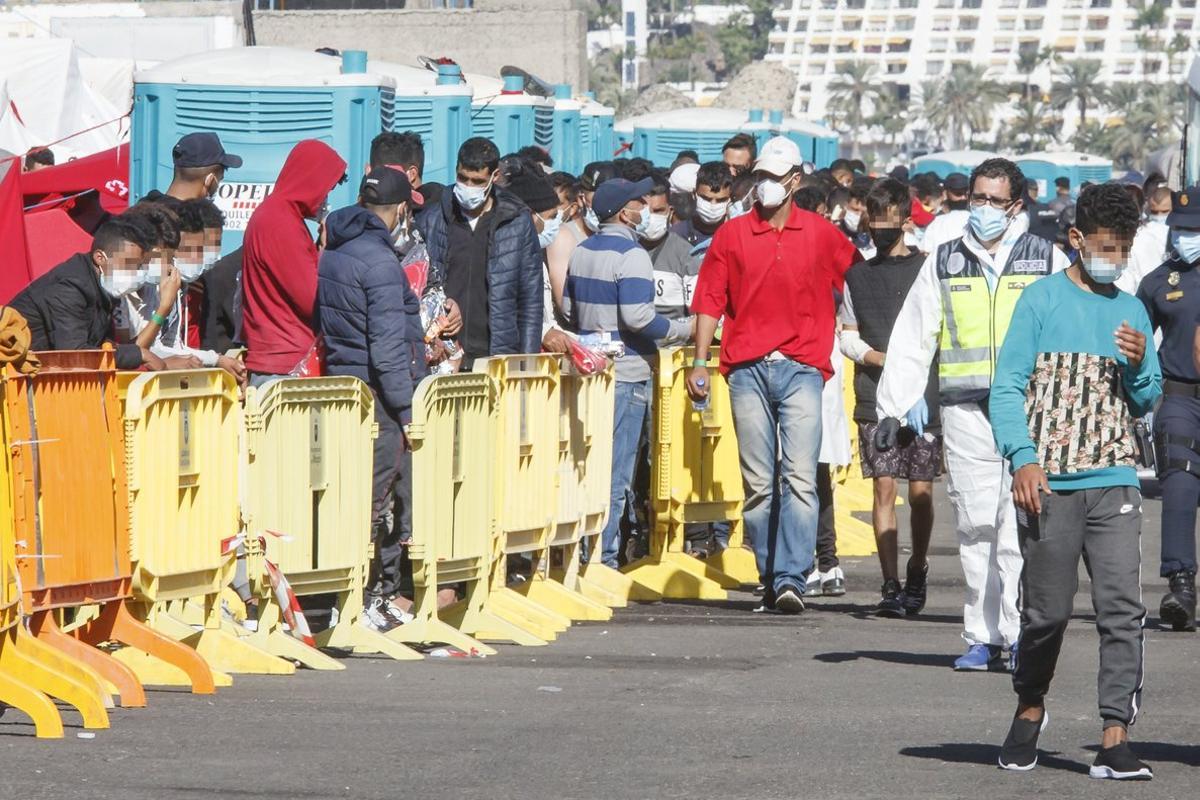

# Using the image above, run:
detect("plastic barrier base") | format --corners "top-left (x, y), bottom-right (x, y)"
top-left (0, 626), bottom-right (66, 738)
top-left (31, 611), bottom-right (146, 708)
top-left (1, 624), bottom-right (110, 728)
top-left (440, 594), bottom-right (549, 648)
top-left (494, 587), bottom-right (571, 635)
top-left (384, 618), bottom-right (494, 657)
top-left (622, 552), bottom-right (738, 600)
top-left (513, 575), bottom-right (613, 621)
top-left (81, 600), bottom-right (221, 693)
top-left (315, 595), bottom-right (426, 661)
top-left (579, 560), bottom-right (662, 603)
top-left (704, 545), bottom-right (760, 587)
top-left (235, 600), bottom-right (345, 671)
top-left (150, 603), bottom-right (296, 676)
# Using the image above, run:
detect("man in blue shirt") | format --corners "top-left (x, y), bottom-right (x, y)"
top-left (991, 183), bottom-right (1161, 780)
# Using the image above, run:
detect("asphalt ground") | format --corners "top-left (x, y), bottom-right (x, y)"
top-left (3, 485), bottom-right (1198, 799)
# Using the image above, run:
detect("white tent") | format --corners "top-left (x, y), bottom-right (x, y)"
top-left (0, 39), bottom-right (128, 161)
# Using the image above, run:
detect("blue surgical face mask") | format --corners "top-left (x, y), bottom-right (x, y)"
top-left (454, 178), bottom-right (492, 212)
top-left (631, 205), bottom-right (651, 236)
top-left (968, 204), bottom-right (1012, 242)
top-left (1171, 229), bottom-right (1200, 264)
top-left (1081, 253), bottom-right (1123, 284)
top-left (583, 205), bottom-right (600, 232)
top-left (538, 210), bottom-right (564, 249)
top-left (1149, 212), bottom-right (1169, 225)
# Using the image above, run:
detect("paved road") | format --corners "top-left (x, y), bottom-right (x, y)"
top-left (3, 488), bottom-right (1198, 799)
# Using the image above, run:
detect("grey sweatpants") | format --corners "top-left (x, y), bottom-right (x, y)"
top-left (1012, 486), bottom-right (1146, 728)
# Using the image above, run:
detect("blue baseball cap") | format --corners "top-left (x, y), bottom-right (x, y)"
top-left (172, 132), bottom-right (243, 170)
top-left (591, 177), bottom-right (653, 221)
top-left (1168, 187), bottom-right (1200, 229)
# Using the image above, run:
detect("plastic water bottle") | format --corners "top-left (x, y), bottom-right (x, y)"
top-left (692, 378), bottom-right (709, 412)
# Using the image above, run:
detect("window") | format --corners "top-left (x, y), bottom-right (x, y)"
top-left (927, 60), bottom-right (944, 75)
top-left (959, 16), bottom-right (979, 29)
top-left (863, 43), bottom-right (882, 54)
top-left (993, 38), bottom-right (1013, 52)
top-left (1062, 17), bottom-right (1080, 29)
top-left (1001, 0), bottom-right (1019, 6)
top-left (896, 0), bottom-right (919, 6)
top-left (933, 18), bottom-right (951, 31)
top-left (1175, 17), bottom-right (1194, 30)
top-left (930, 37), bottom-right (949, 50)
top-left (1091, 0), bottom-right (1112, 5)
top-left (1026, 0), bottom-right (1047, 7)
top-left (887, 40), bottom-right (911, 52)
top-left (845, 0), bottom-right (866, 7)
top-left (955, 39), bottom-right (972, 52)
top-left (768, 43), bottom-right (785, 55)
top-left (1084, 39), bottom-right (1104, 51)
top-left (961, 0), bottom-right (984, 7)
top-left (936, 0), bottom-right (954, 7)
top-left (1024, 17), bottom-right (1043, 29)
top-left (893, 18), bottom-right (915, 31)
top-left (796, 20), bottom-right (807, 31)
top-left (886, 62), bottom-right (905, 74)
top-left (810, 44), bottom-right (829, 54)
top-left (836, 42), bottom-right (856, 53)
top-left (1087, 16), bottom-right (1108, 29)
top-left (998, 19), bottom-right (1016, 29)
top-left (842, 18), bottom-right (862, 30)
top-left (1114, 62), bottom-right (1134, 75)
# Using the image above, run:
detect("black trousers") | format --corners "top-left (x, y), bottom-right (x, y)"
top-left (367, 395), bottom-right (408, 599)
top-left (1155, 394), bottom-right (1200, 576)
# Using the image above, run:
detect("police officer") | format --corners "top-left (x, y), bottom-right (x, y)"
top-left (1136, 186), bottom-right (1200, 632)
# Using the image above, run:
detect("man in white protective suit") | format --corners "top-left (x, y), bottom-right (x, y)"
top-left (873, 158), bottom-right (1071, 672)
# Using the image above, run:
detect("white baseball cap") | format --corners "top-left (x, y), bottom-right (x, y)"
top-left (753, 136), bottom-right (802, 178)
top-left (669, 162), bottom-right (700, 194)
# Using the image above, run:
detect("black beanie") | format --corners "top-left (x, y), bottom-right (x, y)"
top-left (507, 168), bottom-right (559, 213)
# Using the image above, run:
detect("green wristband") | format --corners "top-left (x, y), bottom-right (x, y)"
top-left (150, 312), bottom-right (167, 326)
top-left (692, 357), bottom-right (710, 368)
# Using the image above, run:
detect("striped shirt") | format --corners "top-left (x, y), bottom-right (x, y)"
top-left (562, 223), bottom-right (692, 382)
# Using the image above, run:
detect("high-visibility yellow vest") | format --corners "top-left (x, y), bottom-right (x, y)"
top-left (935, 234), bottom-right (1054, 404)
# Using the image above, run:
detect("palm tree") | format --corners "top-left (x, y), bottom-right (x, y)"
top-left (1050, 59), bottom-right (1104, 126)
top-left (826, 60), bottom-right (883, 158)
top-left (1104, 82), bottom-right (1141, 117)
top-left (869, 86), bottom-right (908, 154)
top-left (918, 80), bottom-right (945, 150)
top-left (1015, 46), bottom-right (1055, 101)
top-left (925, 64), bottom-right (1006, 150)
top-left (1006, 96), bottom-right (1060, 154)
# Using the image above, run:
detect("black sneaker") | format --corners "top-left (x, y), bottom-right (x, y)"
top-left (1089, 742), bottom-right (1153, 781)
top-left (998, 709), bottom-right (1049, 771)
top-left (774, 584), bottom-right (806, 614)
top-left (1159, 569), bottom-right (1196, 632)
top-left (877, 579), bottom-right (905, 618)
top-left (900, 560), bottom-right (929, 616)
top-left (363, 596), bottom-right (401, 633)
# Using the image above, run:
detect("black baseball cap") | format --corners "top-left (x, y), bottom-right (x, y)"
top-left (1168, 187), bottom-right (1200, 228)
top-left (172, 132), bottom-right (243, 169)
top-left (944, 172), bottom-right (969, 194)
top-left (580, 161), bottom-right (619, 192)
top-left (360, 167), bottom-right (424, 206)
top-left (591, 177), bottom-right (653, 221)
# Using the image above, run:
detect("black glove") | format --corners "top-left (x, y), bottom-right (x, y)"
top-left (874, 417), bottom-right (901, 452)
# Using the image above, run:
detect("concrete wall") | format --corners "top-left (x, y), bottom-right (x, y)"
top-left (251, 0), bottom-right (588, 90)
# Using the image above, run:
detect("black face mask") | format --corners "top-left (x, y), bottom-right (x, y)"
top-left (871, 227), bottom-right (904, 254)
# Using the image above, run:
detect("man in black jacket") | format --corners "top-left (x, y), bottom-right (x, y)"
top-left (318, 167), bottom-right (427, 632)
top-left (10, 216), bottom-right (157, 370)
top-left (417, 137), bottom-right (543, 367)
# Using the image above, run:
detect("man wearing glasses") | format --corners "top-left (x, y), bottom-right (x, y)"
top-left (873, 159), bottom-right (1071, 671)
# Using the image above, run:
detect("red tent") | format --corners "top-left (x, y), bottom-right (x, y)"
top-left (21, 143), bottom-right (131, 214)
top-left (0, 157), bottom-right (33, 304)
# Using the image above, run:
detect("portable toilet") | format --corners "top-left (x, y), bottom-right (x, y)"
top-left (912, 149), bottom-right (998, 179)
top-left (783, 117), bottom-right (839, 168)
top-left (1016, 151), bottom-right (1113, 201)
top-left (365, 58), bottom-right (472, 186)
top-left (613, 116), bottom-right (635, 160)
top-left (628, 107), bottom-right (749, 166)
top-left (740, 108), bottom-right (774, 154)
top-left (579, 92), bottom-right (616, 163)
top-left (549, 85), bottom-right (582, 174)
top-left (132, 46), bottom-right (395, 253)
top-left (468, 73), bottom-right (554, 156)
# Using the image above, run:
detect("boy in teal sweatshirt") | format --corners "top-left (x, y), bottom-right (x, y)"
top-left (990, 183), bottom-right (1162, 780)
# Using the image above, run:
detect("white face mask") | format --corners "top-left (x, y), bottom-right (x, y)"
top-left (695, 197), bottom-right (730, 225)
top-left (638, 212), bottom-right (669, 243)
top-left (202, 246), bottom-right (221, 269)
top-left (538, 210), bottom-right (564, 249)
top-left (756, 178), bottom-right (788, 210)
top-left (98, 260), bottom-right (142, 299)
top-left (454, 178), bottom-right (492, 212)
top-left (176, 258), bottom-right (205, 284)
top-left (142, 256), bottom-right (164, 286)
top-left (843, 210), bottom-right (863, 231)
top-left (1149, 212), bottom-right (1169, 225)
top-left (583, 206), bottom-right (600, 232)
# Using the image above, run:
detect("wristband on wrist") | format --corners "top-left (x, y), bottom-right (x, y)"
top-left (692, 357), bottom-right (710, 368)
top-left (150, 311), bottom-right (167, 326)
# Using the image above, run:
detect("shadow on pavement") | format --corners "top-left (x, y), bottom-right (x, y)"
top-left (1082, 742), bottom-right (1200, 767)
top-left (899, 743), bottom-right (1090, 775)
top-left (812, 649), bottom-right (957, 668)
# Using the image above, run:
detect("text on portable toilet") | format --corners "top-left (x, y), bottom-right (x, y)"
top-left (213, 181), bottom-right (276, 231)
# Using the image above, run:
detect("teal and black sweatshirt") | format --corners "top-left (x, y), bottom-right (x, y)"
top-left (991, 270), bottom-right (1163, 491)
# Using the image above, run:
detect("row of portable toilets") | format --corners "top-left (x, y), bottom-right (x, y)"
top-left (128, 46), bottom-right (842, 253)
top-left (912, 148), bottom-right (1115, 202)
top-left (0, 346), bottom-right (884, 738)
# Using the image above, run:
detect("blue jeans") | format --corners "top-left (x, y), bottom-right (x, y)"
top-left (601, 379), bottom-right (653, 567)
top-left (727, 359), bottom-right (824, 594)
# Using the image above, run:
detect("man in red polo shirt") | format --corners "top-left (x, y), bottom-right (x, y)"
top-left (688, 136), bottom-right (859, 614)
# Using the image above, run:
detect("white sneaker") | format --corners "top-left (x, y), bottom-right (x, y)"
top-left (805, 571), bottom-right (824, 597)
top-left (821, 566), bottom-right (846, 597)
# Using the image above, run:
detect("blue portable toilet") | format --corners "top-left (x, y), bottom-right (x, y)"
top-left (550, 85), bottom-right (582, 175)
top-left (579, 92), bottom-right (616, 163)
top-left (365, 58), bottom-right (472, 187)
top-left (628, 107), bottom-right (749, 166)
top-left (468, 73), bottom-right (554, 156)
top-left (1015, 151), bottom-right (1113, 201)
top-left (613, 116), bottom-right (635, 160)
top-left (782, 117), bottom-right (839, 168)
top-left (132, 46), bottom-right (395, 253)
top-left (740, 109), bottom-right (774, 154)
top-left (913, 149), bottom-right (998, 179)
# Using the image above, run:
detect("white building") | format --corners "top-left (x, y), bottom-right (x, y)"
top-left (767, 0), bottom-right (1199, 123)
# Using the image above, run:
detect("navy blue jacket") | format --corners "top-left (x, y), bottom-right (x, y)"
top-left (317, 206), bottom-right (426, 422)
top-left (417, 188), bottom-right (543, 356)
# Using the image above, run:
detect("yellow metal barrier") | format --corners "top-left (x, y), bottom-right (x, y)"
top-left (0, 387), bottom-right (66, 737)
top-left (241, 376), bottom-right (421, 664)
top-left (832, 357), bottom-right (883, 558)
top-left (122, 369), bottom-right (293, 678)
top-left (624, 347), bottom-right (751, 599)
top-left (399, 373), bottom-right (534, 650)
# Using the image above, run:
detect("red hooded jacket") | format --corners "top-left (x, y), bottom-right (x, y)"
top-left (242, 139), bottom-right (347, 374)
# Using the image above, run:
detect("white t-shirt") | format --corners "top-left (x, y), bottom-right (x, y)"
top-left (920, 209), bottom-right (970, 255)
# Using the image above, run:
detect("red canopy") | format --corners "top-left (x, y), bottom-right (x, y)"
top-left (0, 158), bottom-right (33, 304)
top-left (21, 143), bottom-right (131, 214)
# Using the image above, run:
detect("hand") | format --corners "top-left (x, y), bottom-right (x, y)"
top-left (541, 328), bottom-right (573, 354)
top-left (426, 338), bottom-right (448, 365)
top-left (217, 354), bottom-right (248, 387)
top-left (158, 264), bottom-right (182, 313)
top-left (1012, 463), bottom-right (1052, 515)
top-left (162, 355), bottom-right (203, 370)
top-left (140, 348), bottom-right (165, 371)
top-left (441, 298), bottom-right (463, 336)
top-left (1115, 321), bottom-right (1145, 369)
top-left (864, 350), bottom-right (886, 368)
top-left (904, 398), bottom-right (928, 436)
top-left (686, 365), bottom-right (710, 402)
top-left (873, 417), bottom-right (901, 451)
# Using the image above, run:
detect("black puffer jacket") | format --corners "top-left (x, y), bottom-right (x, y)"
top-left (317, 206), bottom-right (426, 422)
top-left (417, 188), bottom-right (542, 356)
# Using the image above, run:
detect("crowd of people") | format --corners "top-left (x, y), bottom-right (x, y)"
top-left (14, 124), bottom-right (1200, 781)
